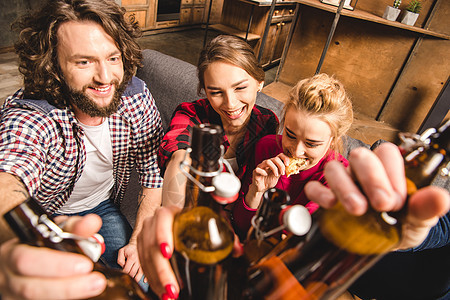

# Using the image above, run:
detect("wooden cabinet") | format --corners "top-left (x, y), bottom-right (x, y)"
top-left (121, 0), bottom-right (207, 30)
top-left (181, 0), bottom-right (205, 25)
top-left (193, 7), bottom-right (206, 24)
top-left (210, 0), bottom-right (297, 68)
top-left (122, 0), bottom-right (155, 29)
top-left (259, 7), bottom-right (295, 66)
top-left (180, 7), bottom-right (192, 24)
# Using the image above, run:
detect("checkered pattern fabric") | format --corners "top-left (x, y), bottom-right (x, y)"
top-left (158, 98), bottom-right (279, 181)
top-left (0, 77), bottom-right (163, 213)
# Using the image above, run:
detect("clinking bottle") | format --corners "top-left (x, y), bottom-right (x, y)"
top-left (4, 197), bottom-right (150, 300)
top-left (244, 188), bottom-right (312, 266)
top-left (242, 120), bottom-right (450, 300)
top-left (170, 123), bottom-right (241, 299)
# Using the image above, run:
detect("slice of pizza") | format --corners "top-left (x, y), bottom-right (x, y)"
top-left (285, 157), bottom-right (308, 177)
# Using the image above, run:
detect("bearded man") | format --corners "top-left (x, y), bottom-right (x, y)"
top-left (0, 0), bottom-right (163, 295)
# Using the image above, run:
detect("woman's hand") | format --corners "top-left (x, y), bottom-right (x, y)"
top-left (138, 206), bottom-right (180, 300)
top-left (305, 142), bottom-right (450, 250)
top-left (245, 153), bottom-right (290, 209)
top-left (118, 241), bottom-right (144, 282)
top-left (254, 153), bottom-right (290, 192)
top-left (138, 206), bottom-right (244, 300)
top-left (0, 214), bottom-right (107, 300)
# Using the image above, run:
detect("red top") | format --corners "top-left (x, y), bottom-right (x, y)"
top-left (158, 98), bottom-right (279, 182)
top-left (232, 134), bottom-right (349, 235)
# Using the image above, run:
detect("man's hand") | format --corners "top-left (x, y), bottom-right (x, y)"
top-left (0, 214), bottom-right (107, 300)
top-left (118, 241), bottom-right (144, 282)
top-left (305, 142), bottom-right (450, 250)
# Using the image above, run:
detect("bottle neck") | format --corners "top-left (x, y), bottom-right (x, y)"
top-left (182, 124), bottom-right (240, 211)
top-left (248, 189), bottom-right (289, 241)
top-left (184, 153), bottom-right (221, 209)
top-left (4, 198), bottom-right (103, 261)
top-left (401, 126), bottom-right (450, 192)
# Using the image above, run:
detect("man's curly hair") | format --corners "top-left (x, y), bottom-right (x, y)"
top-left (12, 0), bottom-right (143, 108)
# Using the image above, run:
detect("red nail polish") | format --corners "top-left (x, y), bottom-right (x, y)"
top-left (161, 293), bottom-right (171, 300)
top-left (160, 242), bottom-right (172, 259)
top-left (165, 284), bottom-right (178, 299)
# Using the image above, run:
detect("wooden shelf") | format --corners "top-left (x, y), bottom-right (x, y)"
top-left (294, 0), bottom-right (450, 40)
top-left (209, 24), bottom-right (261, 41)
top-left (239, 0), bottom-right (297, 6)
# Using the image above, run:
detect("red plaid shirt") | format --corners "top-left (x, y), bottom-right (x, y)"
top-left (158, 98), bottom-right (279, 181)
top-left (0, 77), bottom-right (163, 214)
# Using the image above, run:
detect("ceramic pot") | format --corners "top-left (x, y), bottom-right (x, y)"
top-left (382, 6), bottom-right (401, 21)
top-left (401, 10), bottom-right (419, 26)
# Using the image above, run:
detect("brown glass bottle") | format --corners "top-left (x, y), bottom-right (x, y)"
top-left (171, 124), bottom-right (240, 300)
top-left (244, 188), bottom-right (311, 266)
top-left (4, 198), bottom-right (150, 300)
top-left (243, 120), bottom-right (450, 300)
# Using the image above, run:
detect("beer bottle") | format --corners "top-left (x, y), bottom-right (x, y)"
top-left (4, 197), bottom-right (151, 300)
top-left (171, 124), bottom-right (241, 299)
top-left (243, 120), bottom-right (450, 300)
top-left (244, 188), bottom-right (311, 266)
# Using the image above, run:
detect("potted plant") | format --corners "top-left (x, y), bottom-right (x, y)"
top-left (383, 0), bottom-right (401, 21)
top-left (401, 0), bottom-right (422, 26)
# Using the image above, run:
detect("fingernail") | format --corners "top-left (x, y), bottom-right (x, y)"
top-left (90, 274), bottom-right (107, 292)
top-left (373, 189), bottom-right (390, 209)
top-left (165, 284), bottom-right (178, 299)
top-left (233, 242), bottom-right (244, 258)
top-left (160, 242), bottom-right (172, 259)
top-left (320, 191), bottom-right (336, 205)
top-left (343, 192), bottom-right (366, 215)
top-left (161, 293), bottom-right (171, 300)
top-left (74, 260), bottom-right (93, 273)
top-left (237, 242), bottom-right (244, 254)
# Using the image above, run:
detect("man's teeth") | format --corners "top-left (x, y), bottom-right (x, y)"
top-left (93, 86), bottom-right (110, 92)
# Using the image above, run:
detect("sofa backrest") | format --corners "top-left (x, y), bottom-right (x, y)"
top-left (136, 49), bottom-right (284, 132)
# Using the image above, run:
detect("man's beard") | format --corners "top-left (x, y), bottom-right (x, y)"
top-left (68, 80), bottom-right (127, 118)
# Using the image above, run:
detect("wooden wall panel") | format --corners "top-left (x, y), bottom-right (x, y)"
top-left (279, 7), bottom-right (416, 119)
top-left (277, 1), bottom-right (449, 132)
top-left (378, 1), bottom-right (450, 132)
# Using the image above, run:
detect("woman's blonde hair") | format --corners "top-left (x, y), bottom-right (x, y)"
top-left (281, 74), bottom-right (353, 154)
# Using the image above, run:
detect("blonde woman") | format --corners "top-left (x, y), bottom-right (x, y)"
top-left (233, 73), bottom-right (354, 234)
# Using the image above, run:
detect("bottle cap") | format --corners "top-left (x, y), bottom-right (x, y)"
top-left (211, 172), bottom-right (241, 204)
top-left (77, 233), bottom-right (105, 262)
top-left (282, 205), bottom-right (312, 236)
